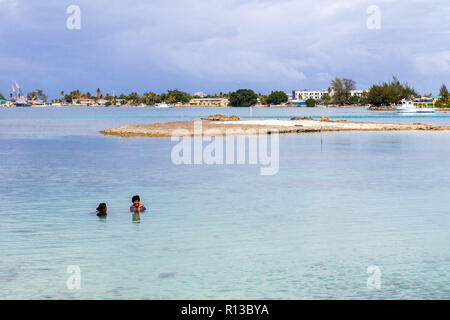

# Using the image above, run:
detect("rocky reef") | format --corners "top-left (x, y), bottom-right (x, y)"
top-left (201, 114), bottom-right (240, 121)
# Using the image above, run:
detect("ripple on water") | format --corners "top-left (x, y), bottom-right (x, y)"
top-left (158, 272), bottom-right (177, 279)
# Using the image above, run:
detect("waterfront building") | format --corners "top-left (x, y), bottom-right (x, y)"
top-left (189, 98), bottom-right (229, 107)
top-left (349, 90), bottom-right (365, 97)
top-left (293, 90), bottom-right (327, 101)
top-left (292, 89), bottom-right (366, 101)
top-left (72, 98), bottom-right (95, 106)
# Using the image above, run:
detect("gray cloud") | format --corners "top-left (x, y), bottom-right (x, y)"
top-left (0, 0), bottom-right (449, 97)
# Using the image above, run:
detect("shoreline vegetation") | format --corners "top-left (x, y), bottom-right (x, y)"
top-left (4, 103), bottom-right (368, 108)
top-left (2, 77), bottom-right (449, 109)
top-left (100, 115), bottom-right (450, 138)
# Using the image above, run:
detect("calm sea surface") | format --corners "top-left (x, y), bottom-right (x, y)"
top-left (0, 107), bottom-right (449, 299)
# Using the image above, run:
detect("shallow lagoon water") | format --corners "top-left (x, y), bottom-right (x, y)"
top-left (0, 107), bottom-right (449, 299)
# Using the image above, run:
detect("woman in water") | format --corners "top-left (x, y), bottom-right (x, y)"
top-left (96, 203), bottom-right (107, 217)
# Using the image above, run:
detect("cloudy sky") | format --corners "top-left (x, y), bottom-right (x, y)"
top-left (0, 0), bottom-right (449, 98)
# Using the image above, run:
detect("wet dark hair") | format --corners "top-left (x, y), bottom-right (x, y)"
top-left (132, 195), bottom-right (140, 203)
top-left (96, 203), bottom-right (107, 212)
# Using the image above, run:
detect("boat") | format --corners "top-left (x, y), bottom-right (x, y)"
top-left (14, 95), bottom-right (31, 107)
top-left (395, 99), bottom-right (435, 114)
top-left (11, 81), bottom-right (31, 107)
top-left (154, 102), bottom-right (174, 108)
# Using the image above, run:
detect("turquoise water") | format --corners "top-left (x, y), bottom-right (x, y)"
top-left (0, 107), bottom-right (449, 299)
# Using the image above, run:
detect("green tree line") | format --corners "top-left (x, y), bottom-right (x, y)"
top-left (57, 89), bottom-right (194, 105)
top-left (436, 84), bottom-right (449, 108)
top-left (366, 77), bottom-right (418, 106)
top-left (3, 80), bottom-right (448, 108)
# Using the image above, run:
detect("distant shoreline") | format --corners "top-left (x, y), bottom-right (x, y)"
top-left (2, 104), bottom-right (368, 108)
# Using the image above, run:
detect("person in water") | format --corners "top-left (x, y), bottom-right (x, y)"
top-left (130, 195), bottom-right (146, 213)
top-left (96, 203), bottom-right (107, 216)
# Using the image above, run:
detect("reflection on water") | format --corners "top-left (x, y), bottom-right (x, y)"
top-left (132, 212), bottom-right (141, 223)
top-left (0, 108), bottom-right (449, 299)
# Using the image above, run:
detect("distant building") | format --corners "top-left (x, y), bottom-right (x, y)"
top-left (189, 98), bottom-right (229, 107)
top-left (114, 99), bottom-right (127, 106)
top-left (72, 98), bottom-right (95, 106)
top-left (194, 92), bottom-right (206, 98)
top-left (292, 89), bottom-right (366, 101)
top-left (415, 97), bottom-right (438, 104)
top-left (293, 90), bottom-right (327, 101)
top-left (349, 90), bottom-right (365, 97)
top-left (285, 92), bottom-right (294, 102)
top-left (96, 99), bottom-right (108, 105)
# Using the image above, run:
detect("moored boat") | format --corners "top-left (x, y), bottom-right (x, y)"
top-left (11, 81), bottom-right (32, 107)
top-left (154, 102), bottom-right (174, 108)
top-left (395, 99), bottom-right (435, 114)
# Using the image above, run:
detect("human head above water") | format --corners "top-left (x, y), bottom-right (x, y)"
top-left (96, 203), bottom-right (107, 213)
top-left (132, 195), bottom-right (140, 206)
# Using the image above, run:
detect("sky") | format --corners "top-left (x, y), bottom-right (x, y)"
top-left (0, 0), bottom-right (449, 98)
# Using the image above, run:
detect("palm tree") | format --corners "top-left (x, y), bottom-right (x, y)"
top-left (96, 88), bottom-right (102, 99)
top-left (330, 78), bottom-right (344, 105)
top-left (70, 90), bottom-right (81, 99)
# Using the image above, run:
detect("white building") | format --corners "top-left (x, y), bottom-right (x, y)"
top-left (292, 89), bottom-right (366, 101)
top-left (194, 92), bottom-right (206, 98)
top-left (349, 90), bottom-right (365, 97)
top-left (96, 99), bottom-right (108, 105)
top-left (72, 98), bottom-right (96, 106)
top-left (189, 98), bottom-right (229, 107)
top-left (293, 90), bottom-right (328, 101)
